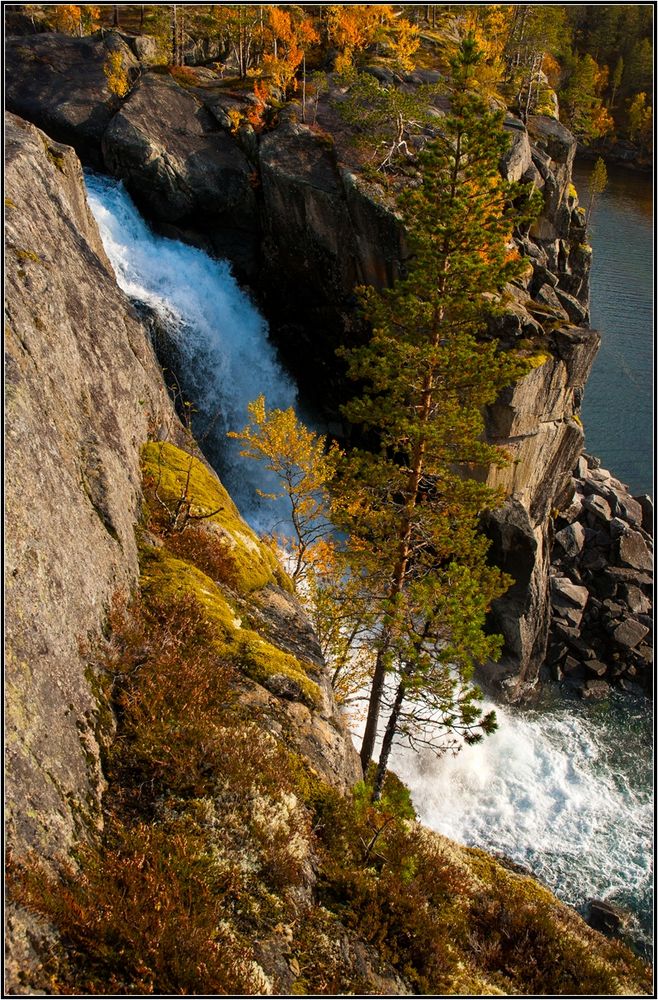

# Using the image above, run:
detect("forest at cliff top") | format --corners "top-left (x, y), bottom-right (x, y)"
top-left (9, 3), bottom-right (653, 162)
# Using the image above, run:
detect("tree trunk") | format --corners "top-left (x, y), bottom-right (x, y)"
top-left (171, 5), bottom-right (177, 66)
top-left (358, 130), bottom-right (461, 774)
top-left (113, 5), bottom-right (120, 28)
top-left (359, 363), bottom-right (433, 770)
top-left (372, 681), bottom-right (406, 802)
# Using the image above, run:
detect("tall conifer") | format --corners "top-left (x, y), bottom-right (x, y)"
top-left (334, 37), bottom-right (538, 783)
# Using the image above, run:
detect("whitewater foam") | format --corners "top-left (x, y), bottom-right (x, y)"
top-left (390, 693), bottom-right (653, 946)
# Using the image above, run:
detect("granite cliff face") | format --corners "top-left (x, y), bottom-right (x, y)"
top-left (5, 112), bottom-right (169, 861)
top-left (4, 112), bottom-right (360, 992)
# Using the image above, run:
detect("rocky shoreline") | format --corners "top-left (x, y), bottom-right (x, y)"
top-left (546, 454), bottom-right (653, 698)
top-left (576, 141), bottom-right (652, 174)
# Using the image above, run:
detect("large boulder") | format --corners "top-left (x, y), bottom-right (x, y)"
top-left (4, 32), bottom-right (138, 165)
top-left (480, 500), bottom-right (551, 695)
top-left (617, 531), bottom-right (653, 572)
top-left (102, 73), bottom-right (258, 271)
top-left (500, 118), bottom-right (532, 182)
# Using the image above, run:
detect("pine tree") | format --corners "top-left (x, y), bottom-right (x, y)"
top-left (586, 157), bottom-right (608, 227)
top-left (336, 71), bottom-right (442, 172)
top-left (559, 53), bottom-right (614, 140)
top-left (627, 92), bottom-right (653, 150)
top-left (334, 36), bottom-right (538, 786)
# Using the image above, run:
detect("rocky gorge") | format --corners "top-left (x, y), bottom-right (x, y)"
top-left (7, 27), bottom-right (652, 702)
top-left (3, 21), bottom-right (653, 996)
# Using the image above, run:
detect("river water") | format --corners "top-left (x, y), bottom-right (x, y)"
top-left (85, 172), bottom-right (653, 956)
top-left (572, 160), bottom-right (654, 497)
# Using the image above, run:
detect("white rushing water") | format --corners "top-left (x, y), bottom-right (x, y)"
top-left (85, 172), bottom-right (653, 951)
top-left (85, 172), bottom-right (297, 532)
top-left (390, 694), bottom-right (652, 947)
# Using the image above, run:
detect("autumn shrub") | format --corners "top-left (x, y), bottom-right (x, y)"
top-left (289, 906), bottom-right (370, 995)
top-left (103, 50), bottom-right (130, 98)
top-left (163, 522), bottom-right (239, 590)
top-left (308, 777), bottom-right (467, 994)
top-left (8, 820), bottom-right (262, 995)
top-left (8, 572), bottom-right (316, 993)
top-left (466, 874), bottom-right (652, 995)
top-left (169, 65), bottom-right (203, 87)
top-left (102, 592), bottom-right (236, 799)
top-left (102, 584), bottom-right (313, 904)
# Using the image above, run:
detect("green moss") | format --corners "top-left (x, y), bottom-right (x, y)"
top-left (141, 441), bottom-right (279, 593)
top-left (273, 563), bottom-right (295, 593)
top-left (40, 136), bottom-right (66, 172)
top-left (236, 632), bottom-right (321, 708)
top-left (140, 545), bottom-right (240, 637)
top-left (525, 352), bottom-right (552, 368)
top-left (527, 299), bottom-right (561, 317)
top-left (572, 412), bottom-right (583, 427)
top-left (140, 545), bottom-right (322, 708)
top-left (5, 197), bottom-right (16, 209)
top-left (14, 248), bottom-right (41, 263)
top-left (568, 182), bottom-right (578, 200)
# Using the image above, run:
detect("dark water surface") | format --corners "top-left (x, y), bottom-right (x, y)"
top-left (571, 161), bottom-right (653, 497)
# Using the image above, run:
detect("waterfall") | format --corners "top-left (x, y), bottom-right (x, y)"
top-left (85, 172), bottom-right (296, 533)
top-left (85, 172), bottom-right (653, 954)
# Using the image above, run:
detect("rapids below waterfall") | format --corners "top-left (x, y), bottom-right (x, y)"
top-left (390, 691), bottom-right (653, 953)
top-left (85, 172), bottom-right (653, 956)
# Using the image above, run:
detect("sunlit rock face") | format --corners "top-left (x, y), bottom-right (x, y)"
top-left (5, 112), bottom-right (171, 867)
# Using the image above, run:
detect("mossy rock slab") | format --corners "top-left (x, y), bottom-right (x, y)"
top-left (141, 441), bottom-right (279, 593)
top-left (140, 545), bottom-right (322, 709)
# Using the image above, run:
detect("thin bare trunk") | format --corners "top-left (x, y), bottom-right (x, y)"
top-left (359, 325), bottom-right (440, 770)
top-left (372, 681), bottom-right (406, 801)
top-left (171, 5), bottom-right (177, 66)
